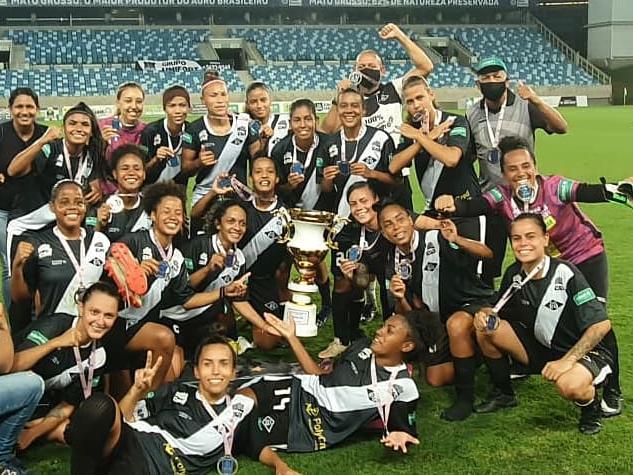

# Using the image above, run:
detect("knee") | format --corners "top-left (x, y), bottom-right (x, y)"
top-left (426, 368), bottom-right (453, 388)
top-left (555, 377), bottom-right (590, 401)
top-left (22, 372), bottom-right (45, 401)
top-left (446, 313), bottom-right (472, 339)
top-left (153, 327), bottom-right (176, 354)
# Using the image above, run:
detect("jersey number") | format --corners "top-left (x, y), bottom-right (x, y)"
top-left (272, 387), bottom-right (291, 411)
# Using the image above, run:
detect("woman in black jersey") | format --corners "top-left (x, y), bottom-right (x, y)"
top-left (12, 282), bottom-right (120, 451)
top-left (11, 180), bottom-right (110, 320)
top-left (182, 70), bottom-right (267, 234)
top-left (87, 144), bottom-right (151, 242)
top-left (7, 103), bottom-right (108, 269)
top-left (244, 81), bottom-right (288, 154)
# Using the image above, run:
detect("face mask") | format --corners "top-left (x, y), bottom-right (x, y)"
top-left (358, 68), bottom-right (381, 90)
top-left (479, 81), bottom-right (507, 102)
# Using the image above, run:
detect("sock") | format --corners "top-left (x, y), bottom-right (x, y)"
top-left (441, 356), bottom-right (477, 422)
top-left (601, 330), bottom-right (621, 393)
top-left (318, 279), bottom-right (332, 308)
top-left (364, 279), bottom-right (377, 308)
top-left (485, 355), bottom-right (514, 396)
top-left (332, 291), bottom-right (352, 345)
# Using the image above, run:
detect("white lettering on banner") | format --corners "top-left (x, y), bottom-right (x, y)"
top-left (308, 0), bottom-right (501, 6)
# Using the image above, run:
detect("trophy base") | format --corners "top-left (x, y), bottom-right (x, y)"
top-left (284, 297), bottom-right (317, 338)
top-left (288, 281), bottom-right (318, 294)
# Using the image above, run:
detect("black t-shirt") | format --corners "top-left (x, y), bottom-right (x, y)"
top-left (140, 118), bottom-right (193, 185)
top-left (385, 220), bottom-right (493, 319)
top-left (116, 230), bottom-right (195, 324)
top-left (259, 338), bottom-right (418, 453)
top-left (128, 383), bottom-right (255, 475)
top-left (271, 132), bottom-right (335, 211)
top-left (85, 197), bottom-right (151, 242)
top-left (239, 198), bottom-right (288, 279)
top-left (397, 111), bottom-right (480, 211)
top-left (331, 222), bottom-right (389, 281)
top-left (498, 257), bottom-right (610, 354)
top-left (328, 126), bottom-right (395, 218)
top-left (22, 228), bottom-right (110, 318)
top-left (18, 314), bottom-right (107, 405)
top-left (20, 139), bottom-right (101, 216)
top-left (0, 120), bottom-right (47, 212)
top-left (184, 115), bottom-right (258, 195)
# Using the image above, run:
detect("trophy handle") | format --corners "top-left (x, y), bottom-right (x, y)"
top-left (274, 207), bottom-right (294, 243)
top-left (326, 215), bottom-right (349, 250)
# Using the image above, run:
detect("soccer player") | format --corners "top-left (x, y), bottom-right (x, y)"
top-left (0, 303), bottom-right (44, 474)
top-left (103, 182), bottom-right (248, 391)
top-left (378, 200), bottom-right (493, 420)
top-left (321, 88), bottom-right (399, 219)
top-left (0, 88), bottom-right (48, 309)
top-left (6, 102), bottom-right (107, 276)
top-left (12, 282), bottom-right (120, 451)
top-left (389, 76), bottom-right (480, 214)
top-left (319, 182), bottom-right (389, 359)
top-left (161, 198), bottom-right (275, 360)
top-left (65, 335), bottom-right (255, 475)
top-left (86, 144), bottom-right (151, 242)
top-left (238, 309), bottom-right (429, 472)
top-left (11, 180), bottom-right (110, 320)
top-left (473, 214), bottom-right (613, 435)
top-left (140, 85), bottom-right (192, 185)
top-left (182, 70), bottom-right (266, 233)
top-left (99, 82), bottom-right (146, 161)
top-left (245, 81), bottom-right (290, 154)
top-left (435, 135), bottom-right (629, 416)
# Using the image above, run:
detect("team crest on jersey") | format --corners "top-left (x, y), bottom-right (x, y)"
top-left (258, 415), bottom-right (275, 433)
top-left (328, 144), bottom-right (338, 158)
top-left (198, 252), bottom-right (208, 266)
top-left (554, 276), bottom-right (565, 291)
top-left (237, 126), bottom-right (247, 138)
top-left (172, 391), bottom-right (189, 405)
top-left (199, 130), bottom-right (208, 142)
top-left (89, 257), bottom-right (103, 267)
top-left (232, 402), bottom-right (245, 419)
top-left (391, 384), bottom-right (403, 400)
top-left (357, 348), bottom-right (372, 360)
top-left (371, 140), bottom-right (381, 152)
top-left (283, 151), bottom-right (293, 165)
top-left (38, 243), bottom-right (53, 259)
top-left (221, 273), bottom-right (233, 284)
top-left (380, 93), bottom-right (390, 103)
top-left (170, 260), bottom-right (181, 276)
top-left (142, 247), bottom-right (153, 261)
top-left (153, 134), bottom-right (162, 146)
top-left (366, 388), bottom-right (378, 403)
top-left (364, 154), bottom-right (379, 168)
top-left (424, 262), bottom-right (437, 272)
top-left (264, 301), bottom-right (279, 312)
top-left (426, 243), bottom-right (436, 256)
top-left (545, 300), bottom-right (564, 311)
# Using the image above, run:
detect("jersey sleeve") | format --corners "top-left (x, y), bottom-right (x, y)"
top-left (567, 265), bottom-right (608, 332)
top-left (84, 206), bottom-right (99, 230)
top-left (480, 187), bottom-right (505, 213)
top-left (163, 258), bottom-right (196, 307)
top-left (553, 176), bottom-right (580, 204)
top-left (391, 77), bottom-right (404, 100)
top-left (377, 134), bottom-right (395, 173)
top-left (21, 237), bottom-right (40, 293)
top-left (387, 399), bottom-right (418, 437)
top-left (17, 316), bottom-right (65, 352)
top-left (183, 126), bottom-right (201, 152)
top-left (34, 143), bottom-right (54, 175)
top-left (132, 383), bottom-right (179, 421)
top-left (271, 139), bottom-right (289, 184)
top-left (445, 115), bottom-right (471, 161)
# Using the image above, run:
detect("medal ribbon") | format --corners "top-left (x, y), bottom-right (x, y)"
top-left (292, 134), bottom-right (318, 170)
top-left (202, 396), bottom-right (236, 457)
top-left (492, 257), bottom-right (548, 314)
top-left (163, 119), bottom-right (185, 155)
top-left (73, 340), bottom-right (96, 400)
top-left (370, 355), bottom-right (399, 436)
top-left (53, 226), bottom-right (86, 289)
top-left (149, 228), bottom-right (174, 263)
top-left (62, 140), bottom-right (89, 184)
top-left (484, 99), bottom-right (506, 149)
top-left (339, 124), bottom-right (367, 163)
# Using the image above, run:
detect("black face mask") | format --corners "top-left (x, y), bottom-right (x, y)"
top-left (358, 68), bottom-right (381, 90)
top-left (479, 81), bottom-right (507, 102)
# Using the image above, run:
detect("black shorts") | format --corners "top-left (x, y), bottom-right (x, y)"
top-left (421, 325), bottom-right (452, 367)
top-left (102, 318), bottom-right (152, 371)
top-left (482, 213), bottom-right (507, 283)
top-left (248, 276), bottom-right (283, 318)
top-left (102, 422), bottom-right (146, 475)
top-left (575, 251), bottom-right (608, 303)
top-left (242, 376), bottom-right (293, 451)
top-left (443, 300), bottom-right (489, 324)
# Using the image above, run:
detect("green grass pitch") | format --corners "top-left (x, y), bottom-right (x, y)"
top-left (16, 106), bottom-right (633, 474)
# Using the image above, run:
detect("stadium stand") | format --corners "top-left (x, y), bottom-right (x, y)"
top-left (0, 24), bottom-right (599, 97)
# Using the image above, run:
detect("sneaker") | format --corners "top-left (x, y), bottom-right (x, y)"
top-left (318, 338), bottom-right (348, 359)
top-left (579, 399), bottom-right (603, 435)
top-left (360, 303), bottom-right (377, 324)
top-left (601, 387), bottom-right (623, 418)
top-left (105, 243), bottom-right (148, 307)
top-left (316, 304), bottom-right (331, 327)
top-left (474, 390), bottom-right (518, 414)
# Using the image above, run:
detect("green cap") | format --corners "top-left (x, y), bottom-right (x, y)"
top-left (475, 57), bottom-right (508, 75)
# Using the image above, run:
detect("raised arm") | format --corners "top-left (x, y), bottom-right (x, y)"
top-left (7, 126), bottom-right (62, 177)
top-left (440, 219), bottom-right (493, 260)
top-left (517, 81), bottom-right (568, 134)
top-left (379, 23), bottom-right (433, 78)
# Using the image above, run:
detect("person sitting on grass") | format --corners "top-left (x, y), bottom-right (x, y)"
top-left (473, 213), bottom-right (614, 435)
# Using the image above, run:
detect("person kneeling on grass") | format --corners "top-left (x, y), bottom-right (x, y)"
top-left (473, 214), bottom-right (613, 435)
top-left (237, 309), bottom-right (440, 473)
top-left (65, 335), bottom-right (255, 475)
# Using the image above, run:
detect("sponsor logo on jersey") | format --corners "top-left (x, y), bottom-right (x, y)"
top-left (554, 276), bottom-right (565, 291)
top-left (232, 402), bottom-right (245, 419)
top-left (426, 242), bottom-right (436, 256)
top-left (184, 258), bottom-right (193, 271)
top-left (357, 348), bottom-right (372, 360)
top-left (488, 187), bottom-right (504, 203)
top-left (133, 400), bottom-right (149, 420)
top-left (283, 151), bottom-right (293, 165)
top-left (573, 288), bottom-right (596, 306)
top-left (258, 415), bottom-right (275, 433)
top-left (182, 132), bottom-right (192, 144)
top-left (55, 154), bottom-right (63, 167)
top-left (544, 300), bottom-right (564, 311)
top-left (449, 126), bottom-right (467, 138)
top-left (305, 403), bottom-right (327, 450)
top-left (42, 143), bottom-right (51, 158)
top-left (51, 259), bottom-right (65, 266)
top-left (277, 120), bottom-right (289, 131)
top-left (199, 130), bottom-right (208, 142)
top-left (38, 243), bottom-right (53, 259)
top-left (328, 144), bottom-right (338, 158)
top-left (172, 391), bottom-right (189, 405)
top-left (198, 252), bottom-right (208, 266)
top-left (153, 134), bottom-right (162, 146)
top-left (371, 140), bottom-right (381, 152)
top-left (26, 330), bottom-right (49, 346)
top-left (349, 361), bottom-right (359, 375)
top-left (163, 443), bottom-right (186, 475)
top-left (237, 125), bottom-right (247, 138)
top-left (142, 247), bottom-right (153, 261)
